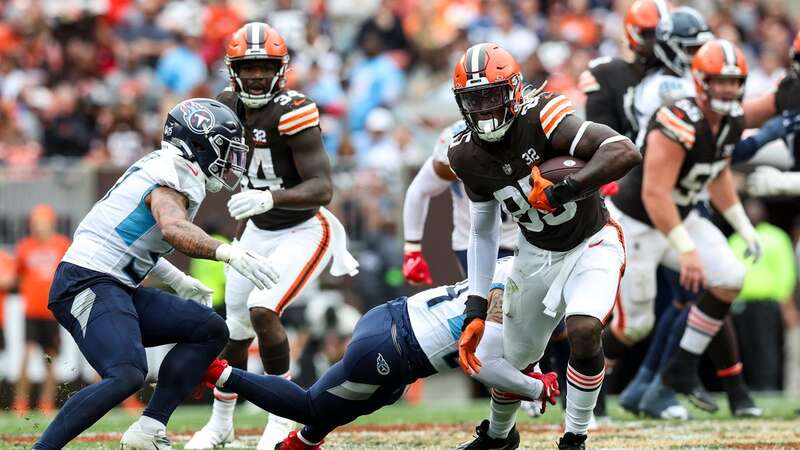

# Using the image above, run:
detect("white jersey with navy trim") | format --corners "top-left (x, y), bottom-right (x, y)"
top-left (633, 68), bottom-right (696, 147)
top-left (434, 121), bottom-right (518, 251)
top-left (63, 145), bottom-right (206, 287)
top-left (406, 257), bottom-right (513, 373)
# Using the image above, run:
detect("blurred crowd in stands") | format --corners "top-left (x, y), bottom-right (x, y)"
top-left (2, 0), bottom-right (800, 411)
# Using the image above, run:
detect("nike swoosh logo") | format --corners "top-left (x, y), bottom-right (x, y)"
top-left (185, 162), bottom-right (199, 176)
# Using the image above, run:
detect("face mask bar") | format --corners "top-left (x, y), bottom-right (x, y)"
top-left (229, 57), bottom-right (288, 107)
top-left (208, 134), bottom-right (248, 191)
top-left (455, 83), bottom-right (514, 141)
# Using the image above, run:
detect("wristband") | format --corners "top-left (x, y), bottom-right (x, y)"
top-left (462, 295), bottom-right (488, 330)
top-left (667, 224), bottom-right (695, 253)
top-left (215, 243), bottom-right (233, 262)
top-left (404, 242), bottom-right (422, 253)
top-left (722, 203), bottom-right (756, 237)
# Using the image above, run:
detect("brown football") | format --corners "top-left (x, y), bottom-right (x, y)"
top-left (537, 156), bottom-right (586, 183)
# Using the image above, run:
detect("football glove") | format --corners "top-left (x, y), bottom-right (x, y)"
top-left (216, 243), bottom-right (279, 290)
top-left (527, 166), bottom-right (556, 213)
top-left (531, 371), bottom-right (560, 414)
top-left (403, 248), bottom-right (433, 285)
top-left (227, 189), bottom-right (274, 221)
top-left (173, 275), bottom-right (214, 308)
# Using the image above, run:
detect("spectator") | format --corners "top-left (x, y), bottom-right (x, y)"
top-left (347, 30), bottom-right (405, 132)
top-left (355, 0), bottom-right (409, 52)
top-left (0, 249), bottom-right (14, 365)
top-left (484, 2), bottom-right (538, 62)
top-left (42, 84), bottom-right (96, 160)
top-left (13, 204), bottom-right (70, 415)
top-left (156, 30), bottom-right (208, 95)
top-left (729, 199), bottom-right (797, 390)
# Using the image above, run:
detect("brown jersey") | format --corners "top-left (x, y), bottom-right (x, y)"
top-left (448, 92), bottom-right (609, 252)
top-left (579, 57), bottom-right (644, 140)
top-left (613, 97), bottom-right (744, 226)
top-left (217, 89), bottom-right (322, 230)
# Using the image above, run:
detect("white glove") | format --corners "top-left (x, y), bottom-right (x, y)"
top-left (227, 189), bottom-right (274, 221)
top-left (521, 400), bottom-right (544, 417)
top-left (216, 243), bottom-right (279, 290)
top-left (173, 275), bottom-right (214, 307)
top-left (723, 203), bottom-right (762, 263)
top-left (747, 166), bottom-right (800, 197)
top-left (741, 228), bottom-right (763, 262)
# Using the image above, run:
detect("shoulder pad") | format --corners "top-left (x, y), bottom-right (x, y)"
top-left (658, 77), bottom-right (693, 105)
top-left (654, 104), bottom-right (697, 149)
top-left (536, 92), bottom-right (576, 139)
top-left (433, 120), bottom-right (467, 163)
top-left (147, 150), bottom-right (206, 207)
top-left (275, 91), bottom-right (319, 136)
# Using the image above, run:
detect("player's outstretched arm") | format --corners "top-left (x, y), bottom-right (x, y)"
top-left (148, 186), bottom-right (221, 259)
top-left (149, 186), bottom-right (279, 290)
top-left (551, 117), bottom-right (641, 195)
top-left (402, 158), bottom-right (453, 284)
top-left (708, 166), bottom-right (761, 261)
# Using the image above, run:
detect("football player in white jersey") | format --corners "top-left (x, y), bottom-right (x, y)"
top-left (32, 99), bottom-right (278, 450)
top-left (198, 257), bottom-right (560, 450)
top-left (403, 120), bottom-right (518, 284)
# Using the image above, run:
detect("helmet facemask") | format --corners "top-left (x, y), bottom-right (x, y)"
top-left (228, 57), bottom-right (288, 108)
top-left (455, 80), bottom-right (519, 142)
top-left (700, 75), bottom-right (746, 116)
top-left (205, 133), bottom-right (248, 192)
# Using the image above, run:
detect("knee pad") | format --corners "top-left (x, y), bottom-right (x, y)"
top-left (191, 314), bottom-right (229, 347)
top-left (105, 364), bottom-right (146, 395)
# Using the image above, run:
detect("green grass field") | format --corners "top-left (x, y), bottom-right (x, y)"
top-left (2, 394), bottom-right (800, 449)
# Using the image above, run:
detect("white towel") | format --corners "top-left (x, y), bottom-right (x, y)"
top-left (319, 207), bottom-right (359, 277)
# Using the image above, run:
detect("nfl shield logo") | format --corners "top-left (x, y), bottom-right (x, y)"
top-left (502, 164), bottom-right (513, 175)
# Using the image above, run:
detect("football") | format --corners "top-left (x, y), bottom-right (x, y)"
top-left (537, 156), bottom-right (586, 183)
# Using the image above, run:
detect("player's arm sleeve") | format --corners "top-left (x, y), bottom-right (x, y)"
top-left (149, 257), bottom-right (186, 286)
top-left (467, 199), bottom-right (501, 298)
top-left (546, 99), bottom-right (640, 193)
top-left (489, 255), bottom-right (514, 290)
top-left (403, 157), bottom-right (452, 242)
top-left (472, 322), bottom-right (542, 397)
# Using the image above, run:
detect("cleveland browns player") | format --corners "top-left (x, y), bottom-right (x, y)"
top-left (187, 23), bottom-right (358, 450)
top-left (448, 43), bottom-right (640, 450)
top-left (610, 39), bottom-right (792, 411)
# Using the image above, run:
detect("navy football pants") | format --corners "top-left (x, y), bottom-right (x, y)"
top-left (34, 263), bottom-right (228, 449)
top-left (222, 304), bottom-right (412, 443)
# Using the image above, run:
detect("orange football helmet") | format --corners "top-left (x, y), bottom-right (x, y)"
top-left (691, 39), bottom-right (748, 115)
top-left (624, 0), bottom-right (670, 51)
top-left (226, 22), bottom-right (289, 108)
top-left (453, 43), bottom-right (524, 142)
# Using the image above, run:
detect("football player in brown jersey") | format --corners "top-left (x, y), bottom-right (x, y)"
top-left (447, 43), bottom-right (640, 450)
top-left (187, 23), bottom-right (358, 450)
top-left (609, 39), bottom-right (794, 414)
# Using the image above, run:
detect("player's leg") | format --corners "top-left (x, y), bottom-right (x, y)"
top-left (558, 223), bottom-right (624, 448)
top-left (472, 254), bottom-right (557, 447)
top-left (246, 214), bottom-right (333, 449)
top-left (661, 214), bottom-right (745, 395)
top-left (214, 303), bottom-right (409, 445)
top-left (34, 267), bottom-right (148, 450)
top-left (121, 286), bottom-right (227, 443)
top-left (187, 224), bottom-right (262, 449)
top-left (707, 317), bottom-right (761, 416)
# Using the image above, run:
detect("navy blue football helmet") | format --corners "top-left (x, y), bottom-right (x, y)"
top-left (654, 6), bottom-right (714, 76)
top-left (163, 98), bottom-right (248, 192)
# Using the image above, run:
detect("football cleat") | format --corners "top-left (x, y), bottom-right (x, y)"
top-left (456, 419), bottom-right (520, 450)
top-left (120, 422), bottom-right (174, 450)
top-left (557, 432), bottom-right (587, 450)
top-left (184, 424), bottom-right (234, 449)
top-left (662, 350), bottom-right (719, 412)
top-left (638, 375), bottom-right (690, 420)
top-left (275, 430), bottom-right (324, 450)
top-left (727, 386), bottom-right (762, 417)
top-left (259, 414), bottom-right (297, 450)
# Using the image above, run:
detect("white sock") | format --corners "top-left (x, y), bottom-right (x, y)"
top-left (679, 306), bottom-right (723, 355)
top-left (209, 388), bottom-right (237, 429)
top-left (216, 366), bottom-right (233, 387)
top-left (565, 364), bottom-right (604, 435)
top-left (487, 393), bottom-right (519, 440)
top-left (138, 415), bottom-right (166, 434)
